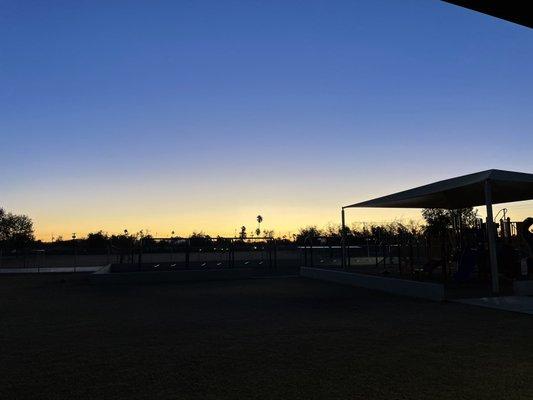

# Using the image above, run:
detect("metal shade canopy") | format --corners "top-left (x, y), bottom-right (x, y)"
top-left (344, 169), bottom-right (533, 210)
top-left (442, 1), bottom-right (533, 29)
top-left (341, 169), bottom-right (533, 294)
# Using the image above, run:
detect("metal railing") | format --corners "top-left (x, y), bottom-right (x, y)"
top-left (0, 237), bottom-right (287, 273)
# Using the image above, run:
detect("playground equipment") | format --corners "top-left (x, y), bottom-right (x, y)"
top-left (517, 217), bottom-right (533, 276)
top-left (342, 169), bottom-right (533, 293)
top-left (518, 218), bottom-right (533, 255)
top-left (296, 213), bottom-right (533, 290)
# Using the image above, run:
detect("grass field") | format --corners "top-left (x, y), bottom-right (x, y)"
top-left (2, 273), bottom-right (533, 399)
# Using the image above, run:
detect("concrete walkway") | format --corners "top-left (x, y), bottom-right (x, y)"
top-left (454, 296), bottom-right (533, 315)
top-left (0, 266), bottom-right (105, 274)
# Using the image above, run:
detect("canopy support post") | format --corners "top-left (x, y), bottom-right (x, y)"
top-left (485, 179), bottom-right (499, 294)
top-left (341, 208), bottom-right (346, 269)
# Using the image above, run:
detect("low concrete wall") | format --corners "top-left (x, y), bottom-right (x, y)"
top-left (300, 267), bottom-right (445, 301)
top-left (0, 266), bottom-right (104, 274)
top-left (90, 265), bottom-right (257, 284)
top-left (513, 280), bottom-right (533, 295)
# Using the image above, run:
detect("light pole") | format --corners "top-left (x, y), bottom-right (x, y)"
top-left (122, 229), bottom-right (128, 264)
top-left (170, 230), bottom-right (175, 262)
top-left (72, 233), bottom-right (77, 272)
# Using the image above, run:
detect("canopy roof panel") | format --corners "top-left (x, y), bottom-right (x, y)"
top-left (345, 169), bottom-right (533, 209)
top-left (442, 0), bottom-right (532, 29)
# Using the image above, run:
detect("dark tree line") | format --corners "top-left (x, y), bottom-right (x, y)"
top-left (0, 206), bottom-right (481, 254)
top-left (295, 207), bottom-right (480, 245)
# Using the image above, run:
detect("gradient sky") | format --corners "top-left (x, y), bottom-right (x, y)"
top-left (1, 0), bottom-right (532, 240)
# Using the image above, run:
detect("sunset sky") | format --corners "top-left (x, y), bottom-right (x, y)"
top-left (2, 1), bottom-right (532, 240)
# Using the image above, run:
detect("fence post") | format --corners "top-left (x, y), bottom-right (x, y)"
top-left (268, 239), bottom-right (273, 270)
top-left (409, 238), bottom-right (414, 273)
top-left (346, 241), bottom-right (351, 268)
top-left (274, 239), bottom-right (277, 270)
top-left (375, 239), bottom-right (378, 267)
top-left (441, 236), bottom-right (447, 283)
top-left (185, 240), bottom-right (190, 269)
top-left (231, 240), bottom-right (235, 267)
top-left (138, 238), bottom-right (143, 266)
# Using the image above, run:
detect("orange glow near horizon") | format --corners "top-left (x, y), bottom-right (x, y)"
top-left (32, 206), bottom-right (423, 241)
top-left (28, 201), bottom-right (533, 241)
top-left (5, 164), bottom-right (533, 242)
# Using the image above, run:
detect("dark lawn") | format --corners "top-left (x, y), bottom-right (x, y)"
top-left (1, 274), bottom-right (533, 400)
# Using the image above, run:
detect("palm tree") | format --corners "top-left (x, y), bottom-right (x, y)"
top-left (256, 215), bottom-right (263, 236)
top-left (239, 226), bottom-right (247, 240)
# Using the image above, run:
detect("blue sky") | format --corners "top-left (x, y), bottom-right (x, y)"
top-left (1, 0), bottom-right (532, 239)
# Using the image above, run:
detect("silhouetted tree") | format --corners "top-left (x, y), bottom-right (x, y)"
top-left (110, 231), bottom-right (136, 263)
top-left (263, 230), bottom-right (274, 238)
top-left (239, 226), bottom-right (247, 240)
top-left (295, 226), bottom-right (322, 244)
top-left (189, 232), bottom-right (211, 247)
top-left (324, 223), bottom-right (352, 239)
top-left (85, 231), bottom-right (109, 253)
top-left (422, 207), bottom-right (478, 236)
top-left (141, 234), bottom-right (156, 247)
top-left (0, 207), bottom-right (34, 251)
